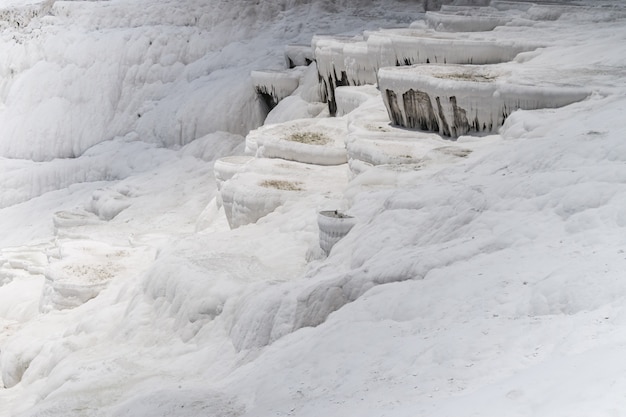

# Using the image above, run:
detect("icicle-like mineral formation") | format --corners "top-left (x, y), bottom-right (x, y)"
top-left (285, 44), bottom-right (314, 68)
top-left (378, 64), bottom-right (590, 137)
top-left (251, 69), bottom-right (301, 110)
top-left (366, 28), bottom-right (536, 73)
top-left (313, 35), bottom-right (374, 116)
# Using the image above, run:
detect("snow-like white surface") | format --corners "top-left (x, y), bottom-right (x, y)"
top-left (2, 1), bottom-right (626, 417)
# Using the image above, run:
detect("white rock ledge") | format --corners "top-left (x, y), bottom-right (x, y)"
top-left (247, 118), bottom-right (348, 166)
top-left (220, 159), bottom-right (347, 229)
top-left (251, 69), bottom-right (302, 109)
top-left (378, 63), bottom-right (590, 137)
top-left (313, 35), bottom-right (374, 115)
top-left (214, 155), bottom-right (255, 208)
top-left (425, 10), bottom-right (514, 32)
top-left (366, 28), bottom-right (537, 72)
top-left (285, 44), bottom-right (314, 68)
top-left (335, 85), bottom-right (380, 117)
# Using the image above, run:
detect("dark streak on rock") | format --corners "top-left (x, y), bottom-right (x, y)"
top-left (254, 86), bottom-right (278, 110)
top-left (435, 96), bottom-right (450, 136)
top-left (385, 89), bottom-right (404, 126)
top-left (403, 89), bottom-right (439, 132)
top-left (450, 96), bottom-right (469, 137)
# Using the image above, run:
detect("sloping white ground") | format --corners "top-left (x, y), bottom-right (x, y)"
top-left (2, 1), bottom-right (626, 417)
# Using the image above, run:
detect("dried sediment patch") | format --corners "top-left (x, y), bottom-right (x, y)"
top-left (259, 179), bottom-right (303, 191)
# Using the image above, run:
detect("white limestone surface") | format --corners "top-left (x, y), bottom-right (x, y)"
top-left (250, 117), bottom-right (348, 166)
top-left (40, 240), bottom-right (153, 313)
top-left (335, 85), bottom-right (379, 117)
top-left (213, 155), bottom-right (254, 208)
top-left (367, 28), bottom-right (536, 72)
top-left (219, 158), bottom-right (347, 229)
top-left (343, 41), bottom-right (377, 86)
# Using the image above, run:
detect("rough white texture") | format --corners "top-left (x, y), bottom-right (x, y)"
top-left (0, 0), bottom-right (53, 30)
top-left (250, 117), bottom-right (348, 166)
top-left (378, 63), bottom-right (590, 137)
top-left (342, 41), bottom-right (377, 86)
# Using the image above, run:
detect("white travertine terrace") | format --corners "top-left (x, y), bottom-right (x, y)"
top-left (247, 117), bottom-right (348, 166)
top-left (425, 10), bottom-right (514, 32)
top-left (219, 159), bottom-right (347, 229)
top-left (366, 28), bottom-right (537, 73)
top-left (378, 63), bottom-right (590, 137)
